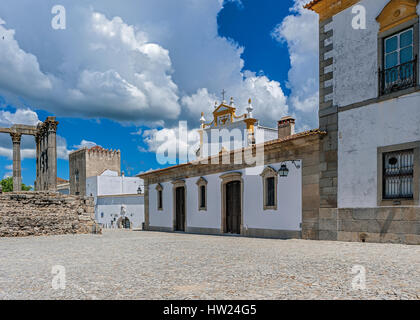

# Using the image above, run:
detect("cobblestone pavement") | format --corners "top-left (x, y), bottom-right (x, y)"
top-left (0, 230), bottom-right (419, 300)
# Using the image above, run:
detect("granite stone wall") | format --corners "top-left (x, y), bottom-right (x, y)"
top-left (0, 192), bottom-right (101, 237)
top-left (319, 207), bottom-right (420, 245)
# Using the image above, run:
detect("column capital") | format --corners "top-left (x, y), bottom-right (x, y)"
top-left (47, 120), bottom-right (59, 133)
top-left (10, 132), bottom-right (22, 144)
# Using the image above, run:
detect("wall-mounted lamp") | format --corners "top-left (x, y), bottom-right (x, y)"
top-left (137, 186), bottom-right (143, 194)
top-left (278, 163), bottom-right (289, 177)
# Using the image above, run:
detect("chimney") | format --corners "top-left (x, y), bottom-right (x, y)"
top-left (278, 116), bottom-right (295, 139)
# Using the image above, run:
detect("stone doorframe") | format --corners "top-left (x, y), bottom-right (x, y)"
top-left (172, 180), bottom-right (187, 232)
top-left (220, 172), bottom-right (244, 234)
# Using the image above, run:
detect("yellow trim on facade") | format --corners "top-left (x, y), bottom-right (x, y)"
top-left (244, 118), bottom-right (257, 134)
top-left (305, 0), bottom-right (360, 22)
top-left (213, 103), bottom-right (236, 127)
top-left (376, 0), bottom-right (419, 33)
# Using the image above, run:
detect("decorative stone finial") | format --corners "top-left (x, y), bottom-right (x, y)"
top-left (246, 98), bottom-right (254, 118)
top-left (200, 112), bottom-right (206, 128)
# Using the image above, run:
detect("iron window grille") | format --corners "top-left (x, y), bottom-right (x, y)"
top-left (379, 56), bottom-right (417, 95)
top-left (383, 149), bottom-right (414, 199)
top-left (379, 28), bottom-right (417, 96)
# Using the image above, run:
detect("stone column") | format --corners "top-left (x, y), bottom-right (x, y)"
top-left (46, 117), bottom-right (58, 191)
top-left (10, 132), bottom-right (22, 192)
top-left (35, 133), bottom-right (40, 191)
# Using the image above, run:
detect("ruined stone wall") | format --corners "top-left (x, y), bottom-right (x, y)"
top-left (319, 207), bottom-right (420, 245)
top-left (0, 192), bottom-right (101, 237)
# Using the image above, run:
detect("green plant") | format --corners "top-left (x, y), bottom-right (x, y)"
top-left (0, 177), bottom-right (32, 192)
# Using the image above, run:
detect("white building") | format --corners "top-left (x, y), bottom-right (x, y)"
top-left (139, 0), bottom-right (420, 244)
top-left (140, 100), bottom-right (324, 239)
top-left (86, 170), bottom-right (144, 229)
top-left (306, 0), bottom-right (420, 243)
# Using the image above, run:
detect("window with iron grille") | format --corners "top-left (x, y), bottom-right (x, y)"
top-left (383, 149), bottom-right (414, 199)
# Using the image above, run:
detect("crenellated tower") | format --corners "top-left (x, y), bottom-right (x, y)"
top-left (69, 146), bottom-right (121, 195)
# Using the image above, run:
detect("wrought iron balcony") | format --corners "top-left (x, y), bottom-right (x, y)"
top-left (379, 55), bottom-right (417, 96)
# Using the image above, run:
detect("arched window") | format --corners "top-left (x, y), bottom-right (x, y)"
top-left (196, 177), bottom-right (208, 211)
top-left (260, 166), bottom-right (278, 210)
top-left (156, 184), bottom-right (163, 211)
top-left (377, 0), bottom-right (419, 95)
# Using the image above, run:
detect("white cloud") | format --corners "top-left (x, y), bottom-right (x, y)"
top-left (272, 0), bottom-right (319, 127)
top-left (142, 126), bottom-right (200, 164)
top-left (181, 88), bottom-right (218, 120)
top-left (73, 139), bottom-right (98, 150)
top-left (0, 108), bottom-right (70, 160)
top-left (0, 10), bottom-right (180, 123)
top-left (57, 136), bottom-right (71, 159)
top-left (3, 172), bottom-right (12, 179)
top-left (0, 21), bottom-right (52, 100)
top-left (0, 108), bottom-right (40, 126)
top-left (130, 128), bottom-right (142, 136)
top-left (0, 1), bottom-right (290, 129)
top-left (0, 0), bottom-right (320, 159)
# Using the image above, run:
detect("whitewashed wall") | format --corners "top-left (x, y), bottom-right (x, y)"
top-left (96, 195), bottom-right (144, 229)
top-left (338, 92), bottom-right (420, 207)
top-left (243, 163), bottom-right (302, 231)
top-left (258, 126), bottom-right (278, 142)
top-left (186, 174), bottom-right (222, 230)
top-left (149, 181), bottom-right (173, 228)
top-left (148, 161), bottom-right (302, 232)
top-left (334, 1), bottom-right (420, 207)
top-left (332, 0), bottom-right (420, 108)
top-left (86, 176), bottom-right (143, 197)
top-left (202, 121), bottom-right (279, 158)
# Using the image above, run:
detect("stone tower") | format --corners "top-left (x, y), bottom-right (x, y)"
top-left (69, 146), bottom-right (121, 195)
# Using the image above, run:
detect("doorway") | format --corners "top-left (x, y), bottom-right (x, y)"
top-left (117, 217), bottom-right (131, 229)
top-left (225, 181), bottom-right (241, 234)
top-left (175, 186), bottom-right (185, 231)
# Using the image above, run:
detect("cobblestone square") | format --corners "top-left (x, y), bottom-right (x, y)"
top-left (0, 230), bottom-right (419, 300)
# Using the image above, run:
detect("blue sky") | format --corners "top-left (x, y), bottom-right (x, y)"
top-left (0, 0), bottom-right (319, 186)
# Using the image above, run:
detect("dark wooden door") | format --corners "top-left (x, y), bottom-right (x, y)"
top-left (226, 181), bottom-right (241, 234)
top-left (175, 187), bottom-right (185, 231)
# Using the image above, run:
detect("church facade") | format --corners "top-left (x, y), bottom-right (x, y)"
top-left (140, 0), bottom-right (420, 244)
top-left (140, 100), bottom-right (325, 240)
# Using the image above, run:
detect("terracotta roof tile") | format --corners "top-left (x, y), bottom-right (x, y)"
top-left (56, 177), bottom-right (69, 184)
top-left (304, 0), bottom-right (322, 9)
